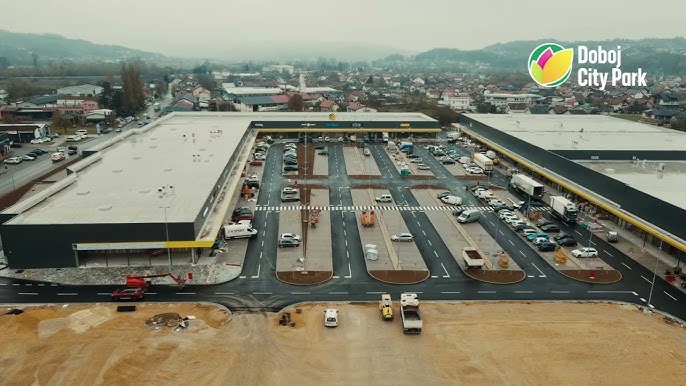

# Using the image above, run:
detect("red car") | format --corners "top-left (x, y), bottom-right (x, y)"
top-left (249, 160), bottom-right (263, 166)
top-left (111, 287), bottom-right (146, 301)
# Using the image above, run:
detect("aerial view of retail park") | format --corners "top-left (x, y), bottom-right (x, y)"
top-left (1, 2), bottom-right (685, 384)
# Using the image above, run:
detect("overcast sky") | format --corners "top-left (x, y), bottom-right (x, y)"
top-left (1, 0), bottom-right (683, 57)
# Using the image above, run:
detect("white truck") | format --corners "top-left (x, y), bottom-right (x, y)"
top-left (550, 196), bottom-right (578, 223)
top-left (382, 132), bottom-right (389, 142)
top-left (510, 173), bottom-right (544, 200)
top-left (462, 247), bottom-right (485, 269)
top-left (473, 153), bottom-right (493, 173)
top-left (222, 221), bottom-right (258, 239)
top-left (440, 195), bottom-right (462, 205)
top-left (447, 132), bottom-right (460, 142)
top-left (153, 102), bottom-right (161, 112)
top-left (400, 293), bottom-right (422, 334)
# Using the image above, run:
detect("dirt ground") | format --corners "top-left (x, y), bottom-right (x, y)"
top-left (0, 302), bottom-right (684, 385)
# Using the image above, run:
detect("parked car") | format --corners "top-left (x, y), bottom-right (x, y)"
top-left (314, 145), bottom-right (326, 150)
top-left (554, 232), bottom-right (572, 241)
top-left (556, 237), bottom-right (578, 247)
top-left (20, 154), bottom-right (36, 161)
top-left (284, 160), bottom-right (298, 166)
top-left (254, 153), bottom-right (266, 160)
top-left (318, 151), bottom-right (329, 155)
top-left (441, 159), bottom-right (456, 164)
top-left (571, 247), bottom-right (598, 258)
top-left (282, 187), bottom-right (298, 195)
top-left (452, 208), bottom-right (465, 216)
top-left (111, 287), bottom-right (146, 301)
top-left (283, 165), bottom-right (299, 172)
top-left (33, 148), bottom-right (48, 154)
top-left (407, 153), bottom-right (419, 159)
top-left (540, 223), bottom-right (560, 232)
top-left (522, 229), bottom-right (538, 237)
top-left (417, 164), bottom-right (430, 170)
top-left (3, 157), bottom-right (22, 164)
top-left (249, 160), bottom-right (263, 166)
top-left (537, 219), bottom-right (554, 227)
top-left (437, 191), bottom-right (452, 199)
top-left (9, 143), bottom-right (22, 148)
top-left (532, 237), bottom-right (548, 245)
top-left (279, 233), bottom-right (302, 242)
top-left (409, 158), bottom-right (422, 163)
top-left (278, 238), bottom-right (300, 247)
top-left (390, 233), bottom-right (414, 242)
top-left (537, 241), bottom-right (558, 252)
top-left (467, 167), bottom-right (484, 174)
top-left (527, 232), bottom-right (549, 241)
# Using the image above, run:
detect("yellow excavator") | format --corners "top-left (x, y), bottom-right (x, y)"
top-left (379, 293), bottom-right (394, 320)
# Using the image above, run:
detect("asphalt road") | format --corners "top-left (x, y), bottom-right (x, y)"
top-left (0, 136), bottom-right (684, 321)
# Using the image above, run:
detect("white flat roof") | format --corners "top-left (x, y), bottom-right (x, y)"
top-left (222, 84), bottom-right (281, 95)
top-left (9, 114), bottom-right (253, 225)
top-left (7, 112), bottom-right (435, 226)
top-left (579, 160), bottom-right (686, 210)
top-left (465, 114), bottom-right (686, 151)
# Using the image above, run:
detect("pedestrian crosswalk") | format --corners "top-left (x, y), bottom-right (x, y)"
top-left (255, 205), bottom-right (496, 212)
top-left (253, 204), bottom-right (552, 212)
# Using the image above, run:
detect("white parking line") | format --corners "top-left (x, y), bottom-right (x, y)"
top-left (664, 291), bottom-right (677, 301)
top-left (441, 291), bottom-right (460, 294)
top-left (641, 275), bottom-right (652, 284)
top-left (603, 250), bottom-right (614, 257)
top-left (508, 240), bottom-right (514, 246)
top-left (551, 290), bottom-right (570, 294)
top-left (621, 262), bottom-right (631, 269)
top-left (574, 230), bottom-right (583, 236)
top-left (57, 293), bottom-right (78, 296)
top-left (515, 290), bottom-right (533, 294)
top-left (18, 292), bottom-right (38, 295)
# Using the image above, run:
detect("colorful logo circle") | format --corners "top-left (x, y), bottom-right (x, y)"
top-left (328, 113), bottom-right (336, 121)
top-left (528, 43), bottom-right (574, 87)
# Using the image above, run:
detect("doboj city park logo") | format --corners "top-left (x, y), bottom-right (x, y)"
top-left (528, 43), bottom-right (647, 90)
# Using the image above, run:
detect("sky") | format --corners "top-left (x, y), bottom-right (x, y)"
top-left (0, 0), bottom-right (683, 58)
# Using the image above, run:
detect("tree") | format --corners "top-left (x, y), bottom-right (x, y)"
top-left (476, 101), bottom-right (497, 114)
top-left (430, 107), bottom-right (460, 127)
top-left (51, 111), bottom-right (72, 134)
top-left (0, 56), bottom-right (8, 71)
top-left (99, 81), bottom-right (123, 112)
top-left (366, 75), bottom-right (374, 84)
top-left (31, 52), bottom-right (39, 76)
top-left (197, 74), bottom-right (216, 92)
top-left (120, 63), bottom-right (146, 116)
top-left (288, 94), bottom-right (304, 112)
top-left (217, 100), bottom-right (236, 112)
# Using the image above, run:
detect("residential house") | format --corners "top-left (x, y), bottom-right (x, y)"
top-left (483, 93), bottom-right (544, 108)
top-left (653, 92), bottom-right (680, 107)
top-left (440, 91), bottom-right (472, 111)
top-left (192, 86), bottom-right (212, 102)
top-left (319, 100), bottom-right (339, 112)
top-left (346, 102), bottom-right (377, 113)
top-left (506, 103), bottom-right (528, 114)
top-left (643, 105), bottom-right (680, 122)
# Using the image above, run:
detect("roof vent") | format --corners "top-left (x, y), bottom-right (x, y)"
top-left (98, 205), bottom-right (112, 212)
top-left (75, 191), bottom-right (90, 196)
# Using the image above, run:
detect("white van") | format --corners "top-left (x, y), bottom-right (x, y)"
top-left (375, 194), bottom-right (392, 203)
top-left (324, 308), bottom-right (339, 327)
top-left (222, 222), bottom-right (258, 239)
top-left (440, 195), bottom-right (462, 206)
top-left (75, 129), bottom-right (88, 138)
top-left (457, 209), bottom-right (481, 223)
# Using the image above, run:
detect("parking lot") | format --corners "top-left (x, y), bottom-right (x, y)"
top-left (342, 146), bottom-right (381, 177)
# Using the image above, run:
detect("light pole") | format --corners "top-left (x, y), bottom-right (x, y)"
top-left (158, 185), bottom-right (175, 271)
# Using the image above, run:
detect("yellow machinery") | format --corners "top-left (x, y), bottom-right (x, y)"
top-left (379, 293), bottom-right (394, 320)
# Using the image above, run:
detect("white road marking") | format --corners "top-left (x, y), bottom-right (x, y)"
top-left (251, 264), bottom-right (261, 278)
top-left (604, 250), bottom-right (614, 257)
top-left (214, 292), bottom-right (235, 295)
top-left (253, 292), bottom-right (272, 295)
top-left (519, 251), bottom-right (526, 257)
top-left (18, 292), bottom-right (38, 295)
top-left (25, 284), bottom-right (32, 286)
top-left (489, 221), bottom-right (495, 226)
top-left (261, 240), bottom-right (264, 247)
top-left (664, 291), bottom-right (677, 301)
top-left (97, 292), bottom-right (111, 295)
top-left (57, 293), bottom-right (78, 296)
top-left (515, 290), bottom-right (533, 294)
top-left (147, 292), bottom-right (157, 295)
top-left (427, 240), bottom-right (432, 246)
top-left (531, 263), bottom-right (546, 277)
top-left (641, 275), bottom-right (652, 284)
top-left (508, 240), bottom-right (515, 246)
top-left (441, 263), bottom-right (450, 278)
top-left (366, 291), bottom-right (383, 294)
top-left (433, 251), bottom-right (439, 257)
top-left (346, 250), bottom-right (350, 258)
top-left (648, 304), bottom-right (655, 309)
top-left (574, 230), bottom-right (583, 236)
top-left (291, 292), bottom-right (311, 295)
top-left (343, 229), bottom-right (347, 236)
top-left (345, 239), bottom-right (348, 246)
top-left (329, 292), bottom-right (348, 295)
top-left (176, 292), bottom-right (196, 295)
top-left (51, 284), bottom-right (57, 286)
top-left (345, 263), bottom-right (352, 278)
top-left (441, 291), bottom-right (460, 294)
top-left (422, 230), bottom-right (427, 236)
top-left (498, 230), bottom-right (504, 235)
top-left (259, 251), bottom-right (263, 260)
top-left (551, 290), bottom-right (570, 294)
top-left (12, 283), bottom-right (19, 286)
top-left (262, 231), bottom-right (265, 237)
top-left (640, 297), bottom-right (646, 302)
top-left (239, 276), bottom-right (247, 279)
top-left (37, 284), bottom-right (45, 286)
top-left (332, 276), bottom-right (339, 279)
top-left (478, 291), bottom-right (496, 294)
top-left (587, 290), bottom-right (638, 294)
top-left (431, 275), bottom-right (438, 278)
top-left (621, 262), bottom-right (631, 269)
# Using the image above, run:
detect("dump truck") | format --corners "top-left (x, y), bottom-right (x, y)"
top-left (510, 173), bottom-right (544, 200)
top-left (379, 293), bottom-right (394, 320)
top-left (473, 153), bottom-right (493, 173)
top-left (400, 293), bottom-right (422, 334)
top-left (462, 247), bottom-right (485, 269)
top-left (550, 195), bottom-right (578, 223)
top-left (361, 210), bottom-right (375, 227)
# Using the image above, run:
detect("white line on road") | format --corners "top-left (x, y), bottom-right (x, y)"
top-left (551, 290), bottom-right (570, 294)
top-left (25, 284), bottom-right (32, 286)
top-left (343, 229), bottom-right (347, 236)
top-left (527, 275), bottom-right (534, 278)
top-left (259, 252), bottom-right (263, 260)
top-left (346, 250), bottom-right (350, 258)
top-left (648, 304), bottom-right (655, 309)
top-left (641, 275), bottom-right (652, 284)
top-left (531, 263), bottom-right (546, 277)
top-left (251, 264), bottom-right (261, 278)
top-left (367, 291), bottom-right (383, 294)
top-left (433, 251), bottom-right (439, 257)
top-left (37, 284), bottom-right (44, 286)
top-left (431, 275), bottom-right (438, 278)
top-left (587, 290), bottom-right (638, 294)
top-left (515, 291), bottom-right (533, 294)
top-left (176, 292), bottom-right (196, 295)
top-left (574, 230), bottom-right (583, 236)
top-left (345, 263), bottom-right (352, 278)
top-left (427, 240), bottom-right (432, 246)
top-left (489, 221), bottom-right (495, 226)
top-left (519, 251), bottom-right (526, 257)
top-left (441, 263), bottom-right (450, 278)
top-left (261, 240), bottom-right (264, 247)
top-left (329, 292), bottom-right (348, 295)
top-left (291, 292), bottom-right (311, 295)
top-left (422, 230), bottom-right (427, 236)
top-left (342, 221), bottom-right (346, 227)
top-left (97, 292), bottom-right (111, 295)
top-left (57, 293), bottom-right (78, 296)
top-left (147, 292), bottom-right (157, 295)
top-left (412, 212), bottom-right (416, 218)
top-left (416, 220), bottom-right (421, 226)
top-left (0, 283), bottom-right (6, 286)
top-left (498, 230), bottom-right (504, 235)
top-left (262, 231), bottom-right (266, 237)
top-left (18, 292), bottom-right (38, 295)
top-left (604, 250), bottom-right (614, 257)
top-left (214, 292), bottom-right (235, 295)
top-left (441, 291), bottom-right (460, 294)
top-left (253, 292), bottom-right (272, 295)
top-left (332, 276), bottom-right (339, 279)
top-left (621, 262), bottom-right (631, 269)
top-left (12, 283), bottom-right (19, 286)
top-left (664, 291), bottom-right (677, 301)
top-left (508, 239), bottom-right (515, 246)
top-left (478, 291), bottom-right (496, 294)
top-left (345, 239), bottom-right (348, 246)
top-left (640, 297), bottom-right (646, 302)
top-left (239, 276), bottom-right (247, 279)
top-left (51, 284), bottom-right (57, 286)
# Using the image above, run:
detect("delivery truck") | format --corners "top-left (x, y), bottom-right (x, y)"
top-left (400, 293), bottom-right (422, 334)
top-left (549, 196), bottom-right (578, 223)
top-left (473, 153), bottom-right (493, 173)
top-left (510, 173), bottom-right (544, 201)
top-left (222, 221), bottom-right (258, 239)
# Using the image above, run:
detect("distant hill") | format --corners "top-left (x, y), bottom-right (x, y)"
top-left (380, 38), bottom-right (686, 75)
top-left (0, 29), bottom-right (166, 66)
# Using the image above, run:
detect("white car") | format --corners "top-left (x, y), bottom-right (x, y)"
top-left (254, 153), bottom-right (266, 160)
top-left (3, 157), bottom-right (22, 164)
top-left (30, 138), bottom-right (43, 144)
top-left (467, 167), bottom-right (484, 174)
top-left (571, 247), bottom-right (598, 258)
top-left (391, 233), bottom-right (414, 242)
top-left (20, 155), bottom-right (35, 161)
top-left (504, 215), bottom-right (520, 224)
top-left (282, 187), bottom-right (298, 195)
top-left (498, 210), bottom-right (514, 220)
top-left (279, 233), bottom-right (301, 242)
top-left (417, 164), bottom-right (430, 170)
top-left (410, 158), bottom-right (422, 163)
top-left (532, 237), bottom-right (548, 245)
top-left (522, 229), bottom-right (538, 237)
top-left (510, 220), bottom-right (528, 228)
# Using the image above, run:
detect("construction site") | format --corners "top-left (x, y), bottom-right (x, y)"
top-left (0, 301), bottom-right (684, 385)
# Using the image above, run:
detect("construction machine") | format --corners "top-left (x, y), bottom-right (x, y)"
top-left (111, 273), bottom-right (188, 301)
top-left (379, 293), bottom-right (394, 320)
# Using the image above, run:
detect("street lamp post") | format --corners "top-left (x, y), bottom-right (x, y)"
top-left (158, 185), bottom-right (175, 271)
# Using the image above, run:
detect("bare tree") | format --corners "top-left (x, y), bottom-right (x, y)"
top-left (31, 52), bottom-right (39, 76)
top-left (288, 94), bottom-right (304, 112)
